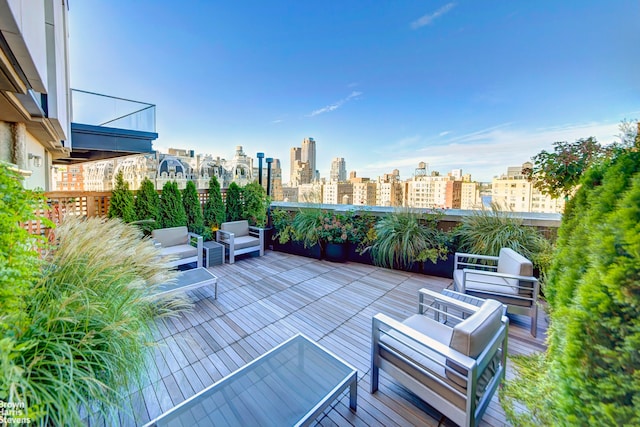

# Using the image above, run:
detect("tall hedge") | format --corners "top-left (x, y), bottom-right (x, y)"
top-left (242, 181), bottom-right (268, 227)
top-left (108, 170), bottom-right (135, 222)
top-left (504, 149), bottom-right (640, 425)
top-left (225, 182), bottom-right (243, 222)
top-left (182, 180), bottom-right (204, 235)
top-left (134, 177), bottom-right (160, 235)
top-left (159, 181), bottom-right (186, 228)
top-left (203, 176), bottom-right (225, 230)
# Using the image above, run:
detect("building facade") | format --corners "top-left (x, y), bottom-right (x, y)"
top-left (491, 162), bottom-right (565, 213)
top-left (0, 0), bottom-right (71, 190)
top-left (330, 157), bottom-right (347, 182)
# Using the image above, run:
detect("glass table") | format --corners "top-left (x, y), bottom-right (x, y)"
top-left (144, 334), bottom-right (357, 426)
top-left (153, 267), bottom-right (218, 299)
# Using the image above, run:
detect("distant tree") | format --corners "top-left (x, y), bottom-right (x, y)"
top-left (108, 171), bottom-right (135, 222)
top-left (523, 137), bottom-right (606, 199)
top-left (242, 181), bottom-right (268, 227)
top-left (133, 177), bottom-right (160, 235)
top-left (225, 182), bottom-right (243, 222)
top-left (182, 180), bottom-right (204, 235)
top-left (203, 176), bottom-right (225, 231)
top-left (159, 181), bottom-right (186, 228)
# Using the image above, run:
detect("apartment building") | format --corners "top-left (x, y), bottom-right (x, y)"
top-left (350, 176), bottom-right (377, 206)
top-left (0, 0), bottom-right (71, 190)
top-left (492, 162), bottom-right (565, 213)
top-left (376, 170), bottom-right (403, 207)
top-left (322, 182), bottom-right (353, 204)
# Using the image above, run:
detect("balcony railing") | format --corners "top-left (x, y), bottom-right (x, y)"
top-left (71, 89), bottom-right (156, 133)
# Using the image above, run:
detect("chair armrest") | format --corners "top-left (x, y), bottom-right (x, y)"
top-left (248, 226), bottom-right (265, 241)
top-left (216, 229), bottom-right (234, 242)
top-left (187, 232), bottom-right (203, 247)
top-left (463, 269), bottom-right (538, 283)
top-left (372, 313), bottom-right (476, 372)
top-left (418, 288), bottom-right (481, 319)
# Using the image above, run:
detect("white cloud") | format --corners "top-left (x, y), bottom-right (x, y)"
top-left (411, 3), bottom-right (456, 29)
top-left (439, 131), bottom-right (451, 137)
top-left (357, 120), bottom-right (624, 182)
top-left (308, 91), bottom-right (362, 117)
top-left (271, 119), bottom-right (284, 124)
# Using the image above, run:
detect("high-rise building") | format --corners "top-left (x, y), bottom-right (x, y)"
top-left (301, 137), bottom-right (317, 180)
top-left (289, 147), bottom-right (301, 185)
top-left (350, 174), bottom-right (377, 206)
top-left (322, 182), bottom-right (353, 204)
top-left (330, 157), bottom-right (347, 182)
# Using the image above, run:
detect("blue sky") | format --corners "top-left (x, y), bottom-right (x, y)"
top-left (69, 1), bottom-right (639, 182)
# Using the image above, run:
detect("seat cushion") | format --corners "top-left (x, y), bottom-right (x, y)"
top-left (221, 220), bottom-right (250, 237)
top-left (454, 270), bottom-right (517, 295)
top-left (159, 244), bottom-right (198, 260)
top-left (233, 235), bottom-right (260, 250)
top-left (152, 226), bottom-right (188, 247)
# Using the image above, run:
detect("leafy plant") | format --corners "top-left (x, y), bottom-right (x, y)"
top-left (108, 170), bottom-right (135, 222)
top-left (454, 202), bottom-right (553, 276)
top-left (1, 216), bottom-right (190, 425)
top-left (242, 181), bottom-right (268, 227)
top-left (203, 176), bottom-right (225, 234)
top-left (317, 211), bottom-right (354, 244)
top-left (350, 212), bottom-right (378, 254)
top-left (270, 208), bottom-right (296, 244)
top-left (291, 207), bottom-right (323, 248)
top-left (182, 180), bottom-right (204, 235)
top-left (367, 208), bottom-right (450, 269)
top-left (0, 164), bottom-right (50, 333)
top-left (225, 182), bottom-right (243, 222)
top-left (134, 177), bottom-right (160, 235)
top-left (159, 181), bottom-right (186, 228)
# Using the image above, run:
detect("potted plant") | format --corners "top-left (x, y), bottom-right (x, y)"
top-left (290, 206), bottom-right (324, 259)
top-left (366, 208), bottom-right (451, 272)
top-left (317, 211), bottom-right (354, 262)
top-left (347, 212), bottom-right (378, 264)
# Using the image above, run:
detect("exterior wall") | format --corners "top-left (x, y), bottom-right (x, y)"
top-left (460, 181), bottom-right (481, 210)
top-left (405, 175), bottom-right (452, 208)
top-left (23, 130), bottom-right (47, 189)
top-left (322, 182), bottom-right (353, 204)
top-left (352, 181), bottom-right (376, 205)
top-left (491, 165), bottom-right (565, 213)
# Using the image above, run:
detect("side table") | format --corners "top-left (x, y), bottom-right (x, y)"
top-left (203, 240), bottom-right (225, 267)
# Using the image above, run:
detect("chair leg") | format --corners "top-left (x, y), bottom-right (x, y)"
top-left (530, 303), bottom-right (538, 337)
top-left (370, 364), bottom-right (379, 393)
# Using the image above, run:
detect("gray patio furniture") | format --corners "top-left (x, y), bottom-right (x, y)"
top-left (371, 288), bottom-right (508, 427)
top-left (216, 220), bottom-right (264, 264)
top-left (152, 226), bottom-right (203, 268)
top-left (453, 248), bottom-right (539, 337)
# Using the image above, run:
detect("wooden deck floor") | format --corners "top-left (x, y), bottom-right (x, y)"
top-left (99, 250), bottom-right (548, 426)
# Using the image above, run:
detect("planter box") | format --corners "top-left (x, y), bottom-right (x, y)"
top-left (324, 242), bottom-right (347, 263)
top-left (346, 243), bottom-right (374, 265)
top-left (272, 239), bottom-right (322, 259)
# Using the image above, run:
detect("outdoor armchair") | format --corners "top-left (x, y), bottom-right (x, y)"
top-left (371, 288), bottom-right (508, 427)
top-left (152, 226), bottom-right (203, 268)
top-left (453, 248), bottom-right (539, 337)
top-left (216, 220), bottom-right (264, 264)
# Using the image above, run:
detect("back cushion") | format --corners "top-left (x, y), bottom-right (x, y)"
top-left (497, 248), bottom-right (533, 292)
top-left (221, 220), bottom-right (249, 237)
top-left (152, 226), bottom-right (188, 247)
top-left (450, 299), bottom-right (504, 358)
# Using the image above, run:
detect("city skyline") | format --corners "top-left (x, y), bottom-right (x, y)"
top-left (69, 1), bottom-right (638, 182)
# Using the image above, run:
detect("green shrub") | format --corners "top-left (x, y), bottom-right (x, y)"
top-left (182, 180), bottom-right (204, 235)
top-left (368, 208), bottom-right (450, 269)
top-left (503, 149), bottom-right (640, 425)
top-left (242, 181), bottom-right (268, 227)
top-left (108, 170), bottom-right (135, 222)
top-left (225, 182), bottom-right (243, 222)
top-left (134, 177), bottom-right (160, 235)
top-left (270, 208), bottom-right (296, 244)
top-left (203, 176), bottom-right (225, 232)
top-left (0, 164), bottom-right (49, 333)
top-left (291, 207), bottom-right (323, 248)
top-left (159, 181), bottom-right (186, 228)
top-left (455, 202), bottom-right (553, 276)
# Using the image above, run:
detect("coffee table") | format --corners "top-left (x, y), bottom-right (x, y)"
top-left (153, 267), bottom-right (218, 299)
top-left (144, 334), bottom-right (357, 426)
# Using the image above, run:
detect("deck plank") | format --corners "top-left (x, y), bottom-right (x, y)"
top-left (92, 250), bottom-right (547, 426)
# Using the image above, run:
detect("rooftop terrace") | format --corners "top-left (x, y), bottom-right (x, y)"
top-left (96, 251), bottom-right (547, 426)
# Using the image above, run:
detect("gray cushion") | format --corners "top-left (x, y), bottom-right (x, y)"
top-left (454, 270), bottom-right (518, 295)
top-left (221, 220), bottom-right (250, 237)
top-left (159, 244), bottom-right (198, 260)
top-left (233, 235), bottom-right (260, 250)
top-left (152, 226), bottom-right (188, 247)
top-left (497, 248), bottom-right (533, 292)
